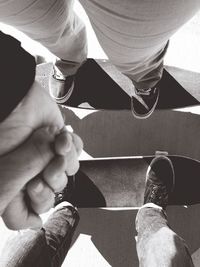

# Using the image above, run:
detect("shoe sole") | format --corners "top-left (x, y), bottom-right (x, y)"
top-left (131, 89), bottom-right (160, 119)
top-left (49, 77), bottom-right (75, 104)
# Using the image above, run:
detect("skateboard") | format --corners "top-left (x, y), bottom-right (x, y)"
top-left (60, 107), bottom-right (200, 160)
top-left (36, 58), bottom-right (199, 110)
top-left (37, 60), bottom-right (200, 208)
top-left (67, 154), bottom-right (200, 208)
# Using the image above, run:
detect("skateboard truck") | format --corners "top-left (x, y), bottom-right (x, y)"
top-left (155, 151), bottom-right (169, 157)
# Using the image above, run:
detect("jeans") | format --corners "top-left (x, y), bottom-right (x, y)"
top-left (0, 205), bottom-right (79, 267)
top-left (135, 204), bottom-right (194, 267)
top-left (0, 0), bottom-right (200, 89)
top-left (0, 203), bottom-right (195, 266)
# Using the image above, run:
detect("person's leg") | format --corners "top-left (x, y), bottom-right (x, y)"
top-left (135, 154), bottom-right (194, 267)
top-left (136, 205), bottom-right (194, 267)
top-left (0, 0), bottom-right (87, 68)
top-left (0, 0), bottom-right (87, 103)
top-left (0, 203), bottom-right (79, 267)
top-left (80, 0), bottom-right (200, 117)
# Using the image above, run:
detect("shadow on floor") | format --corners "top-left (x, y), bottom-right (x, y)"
top-left (67, 59), bottom-right (199, 110)
top-left (68, 205), bottom-right (200, 267)
top-left (62, 107), bottom-right (200, 161)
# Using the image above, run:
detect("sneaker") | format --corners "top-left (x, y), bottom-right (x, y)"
top-left (49, 65), bottom-right (75, 104)
top-left (54, 175), bottom-right (75, 206)
top-left (144, 154), bottom-right (175, 209)
top-left (131, 86), bottom-right (160, 119)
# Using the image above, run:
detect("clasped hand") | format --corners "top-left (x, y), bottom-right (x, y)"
top-left (0, 80), bottom-right (83, 230)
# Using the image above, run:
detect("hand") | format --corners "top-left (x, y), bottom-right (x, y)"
top-left (1, 127), bottom-right (83, 230)
top-left (0, 79), bottom-right (83, 230)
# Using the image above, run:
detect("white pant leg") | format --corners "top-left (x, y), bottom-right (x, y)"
top-left (0, 0), bottom-right (87, 64)
top-left (80, 0), bottom-right (200, 89)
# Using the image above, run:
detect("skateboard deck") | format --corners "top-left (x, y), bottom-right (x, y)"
top-left (61, 107), bottom-right (200, 160)
top-left (69, 155), bottom-right (200, 207)
top-left (36, 59), bottom-right (199, 110)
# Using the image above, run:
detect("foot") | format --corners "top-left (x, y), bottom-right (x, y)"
top-left (45, 201), bottom-right (79, 228)
top-left (49, 65), bottom-right (75, 104)
top-left (131, 86), bottom-right (159, 119)
top-left (144, 154), bottom-right (175, 209)
top-left (54, 176), bottom-right (75, 206)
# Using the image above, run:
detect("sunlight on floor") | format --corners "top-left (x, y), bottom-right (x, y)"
top-left (63, 234), bottom-right (112, 267)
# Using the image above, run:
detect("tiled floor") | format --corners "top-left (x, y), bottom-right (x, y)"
top-left (1, 2), bottom-right (200, 267)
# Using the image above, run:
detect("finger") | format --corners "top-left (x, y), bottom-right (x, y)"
top-left (54, 131), bottom-right (80, 176)
top-left (2, 192), bottom-right (42, 230)
top-left (43, 156), bottom-right (68, 192)
top-left (54, 131), bottom-right (72, 156)
top-left (64, 143), bottom-right (80, 176)
top-left (46, 145), bottom-right (79, 177)
top-left (54, 129), bottom-right (83, 157)
top-left (26, 177), bottom-right (55, 215)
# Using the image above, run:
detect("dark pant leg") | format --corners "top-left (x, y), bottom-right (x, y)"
top-left (0, 205), bottom-right (79, 267)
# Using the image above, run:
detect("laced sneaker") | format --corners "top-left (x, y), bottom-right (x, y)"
top-left (144, 153), bottom-right (175, 209)
top-left (49, 64), bottom-right (75, 104)
top-left (131, 86), bottom-right (160, 119)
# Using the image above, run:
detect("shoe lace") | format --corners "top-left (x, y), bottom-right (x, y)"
top-left (135, 87), bottom-right (157, 96)
top-left (149, 184), bottom-right (169, 207)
